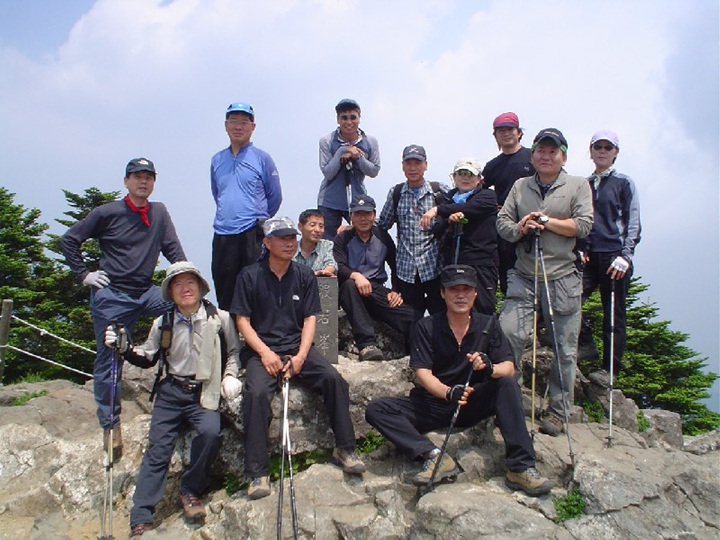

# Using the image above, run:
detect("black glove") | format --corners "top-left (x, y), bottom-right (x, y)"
top-left (446, 384), bottom-right (465, 404)
top-left (479, 352), bottom-right (494, 376)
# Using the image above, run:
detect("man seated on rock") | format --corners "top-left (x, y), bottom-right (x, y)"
top-left (293, 208), bottom-right (337, 276)
top-left (334, 194), bottom-right (416, 361)
top-left (104, 261), bottom-right (242, 538)
top-left (365, 265), bottom-right (554, 496)
top-left (231, 216), bottom-right (365, 500)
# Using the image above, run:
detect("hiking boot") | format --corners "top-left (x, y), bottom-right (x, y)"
top-left (178, 493), bottom-right (206, 520)
top-left (588, 369), bottom-right (613, 388)
top-left (248, 476), bottom-right (271, 500)
top-left (539, 413), bottom-right (564, 437)
top-left (333, 447), bottom-right (366, 474)
top-left (412, 450), bottom-right (459, 486)
top-left (505, 467), bottom-right (554, 496)
top-left (359, 345), bottom-right (384, 362)
top-left (130, 523), bottom-right (153, 538)
top-left (102, 424), bottom-right (123, 461)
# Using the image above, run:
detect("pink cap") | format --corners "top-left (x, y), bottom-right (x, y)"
top-left (590, 130), bottom-right (620, 148)
top-left (493, 112), bottom-right (520, 129)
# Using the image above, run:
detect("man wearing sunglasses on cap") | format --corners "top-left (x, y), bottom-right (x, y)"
top-left (317, 98), bottom-right (381, 239)
top-left (576, 131), bottom-right (641, 388)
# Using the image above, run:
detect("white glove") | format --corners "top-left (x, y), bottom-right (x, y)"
top-left (221, 376), bottom-right (242, 401)
top-left (104, 325), bottom-right (128, 353)
top-left (83, 270), bottom-right (110, 289)
top-left (610, 256), bottom-right (630, 273)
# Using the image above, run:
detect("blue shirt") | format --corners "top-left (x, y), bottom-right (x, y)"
top-left (211, 143), bottom-right (282, 235)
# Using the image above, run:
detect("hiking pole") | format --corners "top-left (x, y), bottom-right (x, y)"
top-left (100, 322), bottom-right (122, 540)
top-left (277, 357), bottom-right (299, 540)
top-left (452, 219), bottom-right (466, 265)
top-left (344, 159), bottom-right (353, 226)
top-left (421, 316), bottom-right (495, 495)
top-left (536, 236), bottom-right (576, 467)
top-left (607, 279), bottom-right (616, 448)
top-left (530, 232), bottom-right (540, 438)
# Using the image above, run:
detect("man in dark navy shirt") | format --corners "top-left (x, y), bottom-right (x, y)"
top-left (334, 195), bottom-right (416, 361)
top-left (231, 217), bottom-right (365, 500)
top-left (365, 265), bottom-right (553, 496)
top-left (482, 112), bottom-right (535, 295)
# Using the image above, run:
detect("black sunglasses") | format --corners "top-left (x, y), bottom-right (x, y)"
top-left (340, 114), bottom-right (358, 121)
top-left (592, 143), bottom-right (615, 151)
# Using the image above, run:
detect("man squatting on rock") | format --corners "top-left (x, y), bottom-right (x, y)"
top-left (104, 262), bottom-right (242, 538)
top-left (497, 128), bottom-right (593, 436)
top-left (366, 265), bottom-right (554, 496)
top-left (230, 217), bottom-right (366, 500)
top-left (60, 157), bottom-right (186, 458)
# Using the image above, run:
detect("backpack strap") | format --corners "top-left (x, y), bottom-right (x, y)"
top-left (393, 181), bottom-right (445, 214)
top-left (202, 299), bottom-right (228, 370)
top-left (149, 308), bottom-right (174, 402)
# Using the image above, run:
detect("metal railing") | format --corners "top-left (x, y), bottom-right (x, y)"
top-left (0, 299), bottom-right (94, 381)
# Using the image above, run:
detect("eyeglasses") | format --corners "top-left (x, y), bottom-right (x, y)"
top-left (227, 118), bottom-right (253, 126)
top-left (592, 143), bottom-right (615, 151)
top-left (340, 114), bottom-right (358, 121)
top-left (454, 170), bottom-right (475, 177)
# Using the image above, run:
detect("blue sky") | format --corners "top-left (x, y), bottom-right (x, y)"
top-left (1, 0), bottom-right (718, 411)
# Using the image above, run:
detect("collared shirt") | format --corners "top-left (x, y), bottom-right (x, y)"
top-left (210, 142), bottom-right (282, 235)
top-left (293, 239), bottom-right (337, 272)
top-left (378, 180), bottom-right (450, 283)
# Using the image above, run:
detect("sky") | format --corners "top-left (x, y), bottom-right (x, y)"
top-left (1, 0), bottom-right (718, 411)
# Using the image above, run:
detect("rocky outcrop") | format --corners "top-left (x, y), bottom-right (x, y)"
top-left (0, 356), bottom-right (718, 539)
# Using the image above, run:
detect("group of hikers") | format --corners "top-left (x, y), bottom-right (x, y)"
top-left (59, 98), bottom-right (641, 537)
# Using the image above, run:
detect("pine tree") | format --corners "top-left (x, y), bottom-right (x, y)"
top-left (580, 279), bottom-right (719, 434)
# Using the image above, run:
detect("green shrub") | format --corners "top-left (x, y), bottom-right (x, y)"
top-left (11, 390), bottom-right (48, 406)
top-left (553, 489), bottom-right (586, 523)
top-left (581, 400), bottom-right (605, 423)
top-left (637, 411), bottom-right (651, 432)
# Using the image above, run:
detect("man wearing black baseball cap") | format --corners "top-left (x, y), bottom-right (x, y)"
top-left (333, 195), bottom-right (415, 361)
top-left (210, 101), bottom-right (282, 310)
top-left (317, 98), bottom-right (381, 239)
top-left (366, 264), bottom-right (553, 496)
top-left (60, 157), bottom-right (186, 456)
top-left (496, 128), bottom-right (593, 436)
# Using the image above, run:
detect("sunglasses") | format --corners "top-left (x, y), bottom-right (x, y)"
top-left (340, 114), bottom-right (358, 121)
top-left (592, 143), bottom-right (615, 151)
top-left (454, 170), bottom-right (475, 177)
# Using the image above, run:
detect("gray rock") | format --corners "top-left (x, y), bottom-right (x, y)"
top-left (641, 408), bottom-right (684, 449)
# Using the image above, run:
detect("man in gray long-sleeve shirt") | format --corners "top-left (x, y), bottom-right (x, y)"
top-left (317, 98), bottom-right (381, 239)
top-left (496, 129), bottom-right (593, 437)
top-left (60, 157), bottom-right (186, 455)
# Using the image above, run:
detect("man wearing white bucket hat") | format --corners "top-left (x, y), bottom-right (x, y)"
top-left (104, 261), bottom-right (241, 537)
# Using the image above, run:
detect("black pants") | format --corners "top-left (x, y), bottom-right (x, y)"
top-left (242, 347), bottom-right (356, 478)
top-left (470, 265), bottom-right (499, 316)
top-left (581, 251), bottom-right (631, 374)
top-left (131, 378), bottom-right (221, 526)
top-left (395, 274), bottom-right (444, 320)
top-left (339, 280), bottom-right (416, 353)
top-left (365, 377), bottom-right (535, 472)
top-left (211, 227), bottom-right (263, 310)
top-left (319, 207), bottom-right (349, 240)
top-left (497, 237), bottom-right (517, 297)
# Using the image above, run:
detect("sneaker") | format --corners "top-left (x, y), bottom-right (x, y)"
top-left (359, 345), bottom-right (384, 362)
top-left (130, 523), bottom-right (153, 538)
top-left (102, 424), bottom-right (123, 461)
top-left (588, 369), bottom-right (613, 388)
top-left (248, 476), bottom-right (271, 500)
top-left (505, 467), bottom-right (554, 496)
top-left (539, 413), bottom-right (564, 437)
top-left (412, 450), bottom-right (459, 486)
top-left (333, 447), bottom-right (366, 474)
top-left (178, 493), bottom-right (206, 520)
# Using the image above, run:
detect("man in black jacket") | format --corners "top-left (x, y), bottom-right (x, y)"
top-left (334, 195), bottom-right (416, 361)
top-left (420, 158), bottom-right (498, 315)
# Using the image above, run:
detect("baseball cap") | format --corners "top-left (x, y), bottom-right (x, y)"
top-left (532, 128), bottom-right (568, 152)
top-left (402, 144), bottom-right (427, 162)
top-left (226, 102), bottom-right (255, 120)
top-left (263, 216), bottom-right (300, 238)
top-left (493, 112), bottom-right (520, 129)
top-left (125, 158), bottom-right (156, 176)
top-left (335, 98), bottom-right (361, 113)
top-left (349, 194), bottom-right (376, 213)
top-left (452, 158), bottom-right (482, 176)
top-left (590, 130), bottom-right (620, 148)
top-left (161, 261), bottom-right (210, 302)
top-left (440, 265), bottom-right (478, 289)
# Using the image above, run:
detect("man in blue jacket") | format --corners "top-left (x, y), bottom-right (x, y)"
top-left (211, 101), bottom-right (282, 310)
